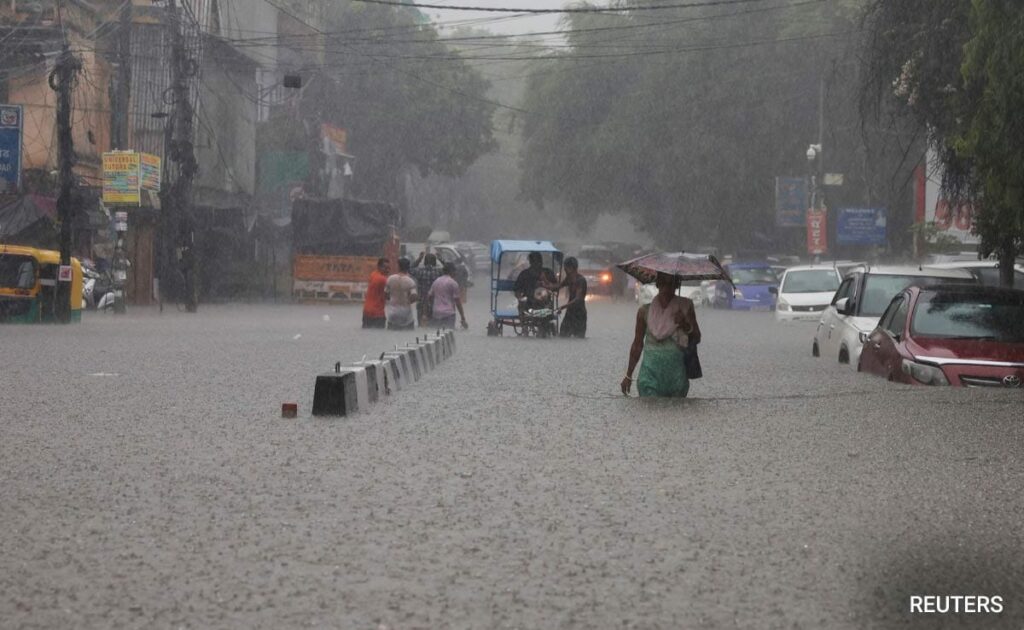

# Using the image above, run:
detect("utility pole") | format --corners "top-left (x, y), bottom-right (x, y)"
top-left (50, 41), bottom-right (81, 324)
top-left (166, 0), bottom-right (199, 312)
top-left (111, 0), bottom-right (132, 150)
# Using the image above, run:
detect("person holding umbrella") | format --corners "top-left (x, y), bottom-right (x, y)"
top-left (618, 253), bottom-right (728, 397)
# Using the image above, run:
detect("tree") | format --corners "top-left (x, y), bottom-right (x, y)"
top-left (862, 0), bottom-right (1024, 286)
top-left (518, 0), bottom-right (916, 255)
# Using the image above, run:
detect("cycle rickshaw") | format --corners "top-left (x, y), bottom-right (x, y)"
top-left (486, 240), bottom-right (563, 337)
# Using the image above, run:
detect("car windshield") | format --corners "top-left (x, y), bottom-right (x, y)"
top-left (0, 254), bottom-right (36, 290)
top-left (781, 270), bottom-right (840, 293)
top-left (860, 274), bottom-right (972, 317)
top-left (912, 291), bottom-right (1024, 342)
top-left (730, 268), bottom-right (776, 284)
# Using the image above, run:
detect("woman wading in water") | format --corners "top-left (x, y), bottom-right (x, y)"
top-left (621, 272), bottom-right (701, 397)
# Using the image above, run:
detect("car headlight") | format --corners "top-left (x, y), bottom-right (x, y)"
top-left (733, 288), bottom-right (744, 299)
top-left (776, 299), bottom-right (791, 311)
top-left (859, 331), bottom-right (870, 344)
top-left (599, 272), bottom-right (612, 284)
top-left (900, 359), bottom-right (949, 386)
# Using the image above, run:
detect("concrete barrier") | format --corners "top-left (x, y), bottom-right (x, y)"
top-left (312, 369), bottom-right (358, 416)
top-left (410, 340), bottom-right (435, 371)
top-left (384, 350), bottom-right (418, 382)
top-left (355, 360), bottom-right (391, 397)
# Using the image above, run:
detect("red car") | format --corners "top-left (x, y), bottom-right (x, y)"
top-left (858, 284), bottom-right (1024, 387)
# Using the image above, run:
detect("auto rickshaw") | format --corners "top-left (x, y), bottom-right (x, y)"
top-left (0, 245), bottom-right (83, 323)
top-left (486, 240), bottom-right (563, 337)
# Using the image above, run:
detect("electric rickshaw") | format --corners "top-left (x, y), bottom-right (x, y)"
top-left (0, 245), bottom-right (83, 323)
top-left (486, 240), bottom-right (563, 337)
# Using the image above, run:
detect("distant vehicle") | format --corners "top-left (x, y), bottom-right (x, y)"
top-left (635, 279), bottom-right (705, 306)
top-left (712, 262), bottom-right (778, 311)
top-left (812, 265), bottom-right (976, 367)
top-left (576, 258), bottom-right (615, 296)
top-left (772, 265), bottom-right (842, 323)
top-left (578, 244), bottom-right (615, 265)
top-left (578, 245), bottom-right (626, 296)
top-left (452, 241), bottom-right (490, 274)
top-left (925, 261), bottom-right (1024, 287)
top-left (859, 284), bottom-right (1024, 387)
top-left (401, 242), bottom-right (473, 288)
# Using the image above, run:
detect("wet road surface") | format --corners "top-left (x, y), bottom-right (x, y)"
top-left (2, 290), bottom-right (1023, 628)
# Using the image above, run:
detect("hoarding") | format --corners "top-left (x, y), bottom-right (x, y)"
top-left (806, 209), bottom-right (827, 255)
top-left (775, 177), bottom-right (807, 228)
top-left (102, 152), bottom-right (141, 204)
top-left (837, 207), bottom-right (887, 246)
top-left (0, 105), bottom-right (23, 193)
top-left (922, 149), bottom-right (979, 245)
top-left (140, 153), bottom-right (162, 192)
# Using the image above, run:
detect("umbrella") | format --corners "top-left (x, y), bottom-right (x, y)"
top-left (617, 251), bottom-right (733, 285)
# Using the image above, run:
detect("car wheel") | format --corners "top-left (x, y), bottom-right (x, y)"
top-left (812, 342), bottom-right (820, 358)
top-left (838, 347), bottom-right (849, 364)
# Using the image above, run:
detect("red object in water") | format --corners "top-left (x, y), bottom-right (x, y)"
top-left (281, 403), bottom-right (298, 418)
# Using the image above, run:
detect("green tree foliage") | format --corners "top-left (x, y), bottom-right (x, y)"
top-left (310, 2), bottom-right (497, 202)
top-left (863, 0), bottom-right (1024, 285)
top-left (518, 0), bottom-right (913, 254)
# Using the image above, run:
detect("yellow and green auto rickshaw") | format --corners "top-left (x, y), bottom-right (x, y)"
top-left (0, 244), bottom-right (82, 323)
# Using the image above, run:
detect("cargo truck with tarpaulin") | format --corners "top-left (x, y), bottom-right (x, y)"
top-left (291, 198), bottom-right (399, 302)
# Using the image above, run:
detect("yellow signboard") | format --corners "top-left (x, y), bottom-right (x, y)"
top-left (102, 152), bottom-right (141, 204)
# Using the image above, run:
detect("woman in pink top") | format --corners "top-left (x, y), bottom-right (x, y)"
top-left (621, 272), bottom-right (701, 397)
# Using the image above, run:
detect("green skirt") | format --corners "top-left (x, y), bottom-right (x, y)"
top-left (637, 335), bottom-right (690, 398)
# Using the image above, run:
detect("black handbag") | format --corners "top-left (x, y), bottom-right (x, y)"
top-left (683, 343), bottom-right (703, 380)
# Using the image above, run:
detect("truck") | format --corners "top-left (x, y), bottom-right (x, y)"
top-left (291, 198), bottom-right (399, 303)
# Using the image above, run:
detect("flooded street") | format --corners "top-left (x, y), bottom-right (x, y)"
top-left (2, 290), bottom-right (1022, 628)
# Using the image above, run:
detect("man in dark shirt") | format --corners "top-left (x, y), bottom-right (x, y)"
top-left (514, 251), bottom-right (557, 310)
top-left (411, 251), bottom-right (444, 326)
top-left (556, 256), bottom-right (588, 338)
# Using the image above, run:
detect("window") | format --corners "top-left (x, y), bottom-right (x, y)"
top-left (911, 290), bottom-right (1024, 342)
top-left (832, 277), bottom-right (854, 305)
top-left (878, 296), bottom-right (902, 332)
top-left (887, 297), bottom-right (910, 337)
top-left (781, 270), bottom-right (841, 293)
top-left (0, 254), bottom-right (36, 290)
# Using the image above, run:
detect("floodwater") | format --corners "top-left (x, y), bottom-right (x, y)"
top-left (2, 287), bottom-right (1022, 627)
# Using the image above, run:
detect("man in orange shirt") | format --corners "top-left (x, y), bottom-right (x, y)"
top-left (362, 257), bottom-right (390, 328)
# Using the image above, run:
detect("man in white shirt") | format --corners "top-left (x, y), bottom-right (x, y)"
top-left (385, 258), bottom-right (418, 330)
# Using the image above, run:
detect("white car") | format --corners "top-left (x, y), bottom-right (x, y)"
top-left (924, 260), bottom-right (1024, 287)
top-left (812, 265), bottom-right (975, 367)
top-left (773, 265), bottom-right (842, 322)
top-left (635, 280), bottom-right (705, 306)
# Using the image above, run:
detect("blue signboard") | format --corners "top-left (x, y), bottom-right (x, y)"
top-left (775, 177), bottom-right (807, 228)
top-left (837, 207), bottom-right (887, 245)
top-left (0, 105), bottom-right (23, 194)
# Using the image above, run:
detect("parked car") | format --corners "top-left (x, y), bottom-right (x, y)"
top-left (402, 242), bottom-right (473, 288)
top-left (711, 262), bottom-right (778, 310)
top-left (772, 265), bottom-right (842, 322)
top-left (578, 245), bottom-right (627, 296)
top-left (812, 265), bottom-right (975, 367)
top-left (452, 241), bottom-right (490, 274)
top-left (576, 258), bottom-right (616, 296)
top-left (925, 260), bottom-right (1024, 287)
top-left (859, 284), bottom-right (1024, 387)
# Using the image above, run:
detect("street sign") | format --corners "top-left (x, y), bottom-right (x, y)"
top-left (837, 207), bottom-right (887, 246)
top-left (58, 265), bottom-right (73, 282)
top-left (823, 173), bottom-right (844, 186)
top-left (806, 209), bottom-right (828, 255)
top-left (775, 177), bottom-right (807, 228)
top-left (0, 105), bottom-right (23, 194)
top-left (103, 151), bottom-right (141, 204)
top-left (140, 152), bottom-right (161, 192)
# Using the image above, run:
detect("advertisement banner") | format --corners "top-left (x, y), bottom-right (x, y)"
top-left (775, 177), bottom-right (807, 228)
top-left (923, 149), bottom-right (979, 244)
top-left (102, 152), bottom-right (141, 204)
top-left (293, 254), bottom-right (377, 282)
top-left (139, 152), bottom-right (162, 192)
top-left (806, 209), bottom-right (828, 255)
top-left (0, 105), bottom-right (23, 193)
top-left (837, 207), bottom-right (887, 245)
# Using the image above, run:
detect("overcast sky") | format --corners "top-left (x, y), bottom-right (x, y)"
top-left (426, 0), bottom-right (565, 36)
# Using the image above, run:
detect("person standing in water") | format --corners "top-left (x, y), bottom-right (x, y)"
top-left (362, 257), bottom-right (390, 329)
top-left (621, 272), bottom-right (701, 397)
top-left (553, 256), bottom-right (587, 338)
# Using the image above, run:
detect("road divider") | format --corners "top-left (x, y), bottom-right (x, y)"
top-left (311, 330), bottom-right (457, 417)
